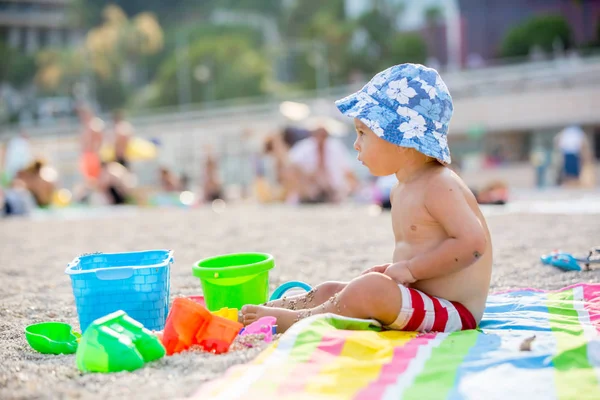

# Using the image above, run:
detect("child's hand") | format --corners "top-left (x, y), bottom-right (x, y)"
top-left (361, 263), bottom-right (391, 275)
top-left (384, 261), bottom-right (417, 285)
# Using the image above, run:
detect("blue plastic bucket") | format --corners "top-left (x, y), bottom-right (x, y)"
top-left (65, 250), bottom-right (173, 332)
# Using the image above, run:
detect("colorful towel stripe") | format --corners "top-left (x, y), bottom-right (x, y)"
top-left (192, 284), bottom-right (600, 400)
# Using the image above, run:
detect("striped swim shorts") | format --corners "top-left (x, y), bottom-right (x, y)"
top-left (386, 285), bottom-right (477, 332)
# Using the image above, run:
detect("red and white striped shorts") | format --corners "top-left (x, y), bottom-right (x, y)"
top-left (386, 285), bottom-right (477, 332)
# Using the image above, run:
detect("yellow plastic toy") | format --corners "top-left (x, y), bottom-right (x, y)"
top-left (52, 189), bottom-right (72, 208)
top-left (100, 137), bottom-right (157, 162)
top-left (211, 307), bottom-right (238, 322)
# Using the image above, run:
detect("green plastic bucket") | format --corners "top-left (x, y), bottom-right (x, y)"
top-left (192, 253), bottom-right (274, 311)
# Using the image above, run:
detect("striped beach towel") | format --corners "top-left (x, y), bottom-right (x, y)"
top-left (192, 284), bottom-right (600, 399)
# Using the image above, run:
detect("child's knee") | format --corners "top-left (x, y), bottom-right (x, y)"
top-left (355, 273), bottom-right (399, 298)
top-left (319, 281), bottom-right (346, 298)
top-left (352, 273), bottom-right (402, 321)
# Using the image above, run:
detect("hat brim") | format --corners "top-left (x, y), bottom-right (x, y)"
top-left (335, 90), bottom-right (451, 165)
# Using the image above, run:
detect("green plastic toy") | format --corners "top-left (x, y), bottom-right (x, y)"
top-left (76, 310), bottom-right (165, 373)
top-left (193, 252), bottom-right (275, 311)
top-left (25, 322), bottom-right (81, 354)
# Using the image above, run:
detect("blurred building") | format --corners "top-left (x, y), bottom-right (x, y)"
top-left (0, 0), bottom-right (81, 54)
top-left (346, 0), bottom-right (600, 67)
top-left (458, 0), bottom-right (600, 62)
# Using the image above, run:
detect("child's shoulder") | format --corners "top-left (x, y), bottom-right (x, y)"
top-left (423, 165), bottom-right (472, 199)
top-left (424, 164), bottom-right (461, 186)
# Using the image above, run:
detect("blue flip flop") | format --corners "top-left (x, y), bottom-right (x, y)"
top-left (540, 247), bottom-right (600, 272)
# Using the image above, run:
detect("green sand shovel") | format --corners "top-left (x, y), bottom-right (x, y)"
top-left (25, 322), bottom-right (81, 355)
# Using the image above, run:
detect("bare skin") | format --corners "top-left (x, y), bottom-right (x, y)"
top-left (203, 154), bottom-right (222, 201)
top-left (78, 107), bottom-right (103, 154)
top-left (14, 161), bottom-right (56, 207)
top-left (113, 114), bottom-right (133, 165)
top-left (242, 118), bottom-right (492, 333)
top-left (96, 162), bottom-right (132, 204)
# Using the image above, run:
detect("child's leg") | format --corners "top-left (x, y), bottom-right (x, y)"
top-left (242, 273), bottom-right (401, 333)
top-left (264, 281), bottom-right (348, 310)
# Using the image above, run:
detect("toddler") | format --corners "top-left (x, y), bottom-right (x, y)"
top-left (241, 64), bottom-right (493, 333)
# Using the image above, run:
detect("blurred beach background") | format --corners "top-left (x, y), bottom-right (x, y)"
top-left (1, 0), bottom-right (600, 211)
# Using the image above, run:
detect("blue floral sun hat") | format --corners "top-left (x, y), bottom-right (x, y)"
top-left (335, 63), bottom-right (453, 164)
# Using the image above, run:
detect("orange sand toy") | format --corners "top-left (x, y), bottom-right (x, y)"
top-left (161, 297), bottom-right (242, 355)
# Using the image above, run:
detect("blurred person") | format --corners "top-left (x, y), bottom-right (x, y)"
top-left (282, 126), bottom-right (310, 148)
top-left (485, 146), bottom-right (506, 167)
top-left (73, 161), bottom-right (134, 206)
top-left (261, 132), bottom-right (295, 201)
top-left (472, 181), bottom-right (509, 205)
top-left (0, 156), bottom-right (47, 216)
top-left (253, 160), bottom-right (275, 203)
top-left (530, 145), bottom-right (551, 188)
top-left (202, 149), bottom-right (223, 202)
top-left (96, 161), bottom-right (133, 205)
top-left (113, 110), bottom-right (134, 170)
top-left (180, 173), bottom-right (190, 191)
top-left (1, 184), bottom-right (36, 216)
top-left (159, 166), bottom-right (182, 192)
top-left (3, 130), bottom-right (33, 183)
top-left (287, 126), bottom-right (356, 204)
top-left (14, 159), bottom-right (57, 207)
top-left (239, 128), bottom-right (258, 199)
top-left (241, 64), bottom-right (491, 334)
top-left (77, 106), bottom-right (104, 181)
top-left (554, 125), bottom-right (592, 187)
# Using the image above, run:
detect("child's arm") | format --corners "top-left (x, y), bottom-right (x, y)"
top-left (386, 174), bottom-right (487, 283)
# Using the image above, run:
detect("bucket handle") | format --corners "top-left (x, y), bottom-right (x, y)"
top-left (269, 281), bottom-right (312, 301)
top-left (95, 267), bottom-right (135, 281)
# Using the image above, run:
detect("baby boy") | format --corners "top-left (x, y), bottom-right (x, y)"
top-left (241, 64), bottom-right (493, 333)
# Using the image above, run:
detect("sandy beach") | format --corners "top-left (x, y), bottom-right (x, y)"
top-left (2, 200), bottom-right (600, 399)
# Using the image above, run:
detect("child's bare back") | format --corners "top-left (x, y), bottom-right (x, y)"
top-left (390, 164), bottom-right (492, 323)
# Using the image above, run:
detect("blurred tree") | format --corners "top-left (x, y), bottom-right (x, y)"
top-left (357, 9), bottom-right (395, 53)
top-left (0, 41), bottom-right (37, 88)
top-left (217, 0), bottom-right (284, 18)
top-left (143, 23), bottom-right (261, 92)
top-left (85, 5), bottom-right (164, 82)
top-left (151, 33), bottom-right (269, 107)
top-left (291, 0), bottom-right (354, 88)
top-left (35, 48), bottom-right (86, 92)
top-left (58, 1), bottom-right (429, 108)
top-left (501, 14), bottom-right (573, 58)
top-left (388, 33), bottom-right (428, 66)
top-left (424, 5), bottom-right (443, 23)
top-left (280, 0), bottom-right (344, 39)
top-left (37, 5), bottom-right (163, 110)
top-left (340, 3), bottom-right (427, 77)
top-left (95, 78), bottom-right (129, 109)
top-left (423, 5), bottom-right (443, 63)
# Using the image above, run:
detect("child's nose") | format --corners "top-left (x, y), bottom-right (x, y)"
top-left (353, 139), bottom-right (360, 151)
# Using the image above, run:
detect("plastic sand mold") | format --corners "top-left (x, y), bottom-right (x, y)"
top-left (76, 310), bottom-right (165, 373)
top-left (25, 322), bottom-right (80, 354)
